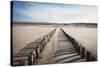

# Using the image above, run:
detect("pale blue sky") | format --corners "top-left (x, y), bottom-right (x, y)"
top-left (12, 1), bottom-right (97, 23)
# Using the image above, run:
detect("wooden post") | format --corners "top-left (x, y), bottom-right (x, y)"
top-left (39, 43), bottom-right (42, 53)
top-left (86, 51), bottom-right (91, 61)
top-left (77, 45), bottom-right (80, 55)
top-left (74, 41), bottom-right (78, 51)
top-left (91, 55), bottom-right (97, 61)
top-left (28, 55), bottom-right (32, 65)
top-left (32, 50), bottom-right (36, 64)
top-left (35, 49), bottom-right (39, 59)
top-left (81, 47), bottom-right (85, 58)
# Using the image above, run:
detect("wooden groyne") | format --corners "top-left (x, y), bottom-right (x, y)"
top-left (12, 28), bottom-right (56, 66)
top-left (61, 28), bottom-right (97, 62)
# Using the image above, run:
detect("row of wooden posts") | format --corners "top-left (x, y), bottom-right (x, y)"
top-left (61, 28), bottom-right (97, 62)
top-left (12, 28), bottom-right (56, 66)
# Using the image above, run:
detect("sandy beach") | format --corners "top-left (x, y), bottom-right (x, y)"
top-left (12, 25), bottom-right (55, 56)
top-left (12, 24), bottom-right (97, 58)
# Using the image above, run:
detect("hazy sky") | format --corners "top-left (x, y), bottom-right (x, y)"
top-left (12, 1), bottom-right (97, 23)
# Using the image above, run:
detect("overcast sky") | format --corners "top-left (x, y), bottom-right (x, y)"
top-left (12, 1), bottom-right (97, 23)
